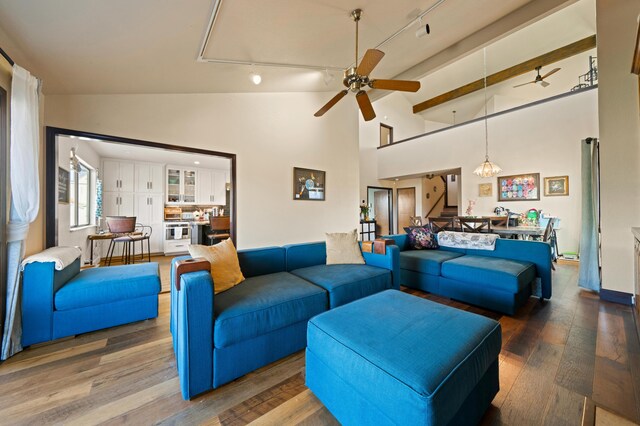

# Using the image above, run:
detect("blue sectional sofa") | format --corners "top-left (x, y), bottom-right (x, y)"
top-left (22, 260), bottom-right (161, 347)
top-left (386, 234), bottom-right (552, 315)
top-left (170, 241), bottom-right (400, 400)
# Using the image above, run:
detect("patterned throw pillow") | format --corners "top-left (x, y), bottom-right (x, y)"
top-left (403, 226), bottom-right (439, 250)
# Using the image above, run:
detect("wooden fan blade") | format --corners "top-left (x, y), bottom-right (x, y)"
top-left (370, 79), bottom-right (420, 92)
top-left (513, 81), bottom-right (535, 88)
top-left (541, 67), bottom-right (560, 80)
top-left (357, 49), bottom-right (385, 76)
top-left (540, 80), bottom-right (550, 88)
top-left (356, 90), bottom-right (376, 121)
top-left (314, 90), bottom-right (348, 117)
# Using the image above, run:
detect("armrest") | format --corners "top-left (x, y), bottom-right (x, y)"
top-left (384, 234), bottom-right (409, 251)
top-left (170, 256), bottom-right (191, 341)
top-left (362, 245), bottom-right (401, 290)
top-left (175, 270), bottom-right (215, 400)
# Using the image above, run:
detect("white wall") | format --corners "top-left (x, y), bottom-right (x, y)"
top-left (45, 92), bottom-right (360, 249)
top-left (56, 135), bottom-right (100, 264)
top-left (372, 89), bottom-right (599, 254)
top-left (596, 0), bottom-right (640, 294)
top-left (358, 93), bottom-right (425, 202)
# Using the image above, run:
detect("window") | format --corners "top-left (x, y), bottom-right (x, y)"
top-left (70, 155), bottom-right (92, 228)
top-left (380, 123), bottom-right (393, 146)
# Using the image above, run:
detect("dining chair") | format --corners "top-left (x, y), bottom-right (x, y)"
top-left (207, 216), bottom-right (231, 245)
top-left (105, 216), bottom-right (136, 266)
top-left (409, 216), bottom-right (423, 226)
top-left (457, 217), bottom-right (492, 233)
top-left (428, 217), bottom-right (455, 233)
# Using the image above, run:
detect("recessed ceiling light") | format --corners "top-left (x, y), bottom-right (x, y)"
top-left (250, 72), bottom-right (262, 85)
top-left (194, 161), bottom-right (200, 165)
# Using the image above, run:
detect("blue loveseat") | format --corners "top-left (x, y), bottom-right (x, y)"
top-left (170, 241), bottom-right (400, 400)
top-left (386, 234), bottom-right (552, 315)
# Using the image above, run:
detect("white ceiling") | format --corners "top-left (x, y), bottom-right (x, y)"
top-left (0, 0), bottom-right (553, 95)
top-left (60, 135), bottom-right (231, 170)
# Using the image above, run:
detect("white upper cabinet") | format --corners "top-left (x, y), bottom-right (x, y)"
top-left (197, 169), bottom-right (213, 204)
top-left (166, 166), bottom-right (197, 204)
top-left (135, 163), bottom-right (164, 193)
top-left (213, 170), bottom-right (227, 206)
top-left (103, 160), bottom-right (134, 192)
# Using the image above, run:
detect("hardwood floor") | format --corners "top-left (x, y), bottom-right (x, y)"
top-left (1, 263), bottom-right (639, 425)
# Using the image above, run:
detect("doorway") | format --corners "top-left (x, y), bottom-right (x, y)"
top-left (367, 186), bottom-right (393, 237)
top-left (397, 187), bottom-right (416, 231)
top-left (0, 87), bottom-right (6, 334)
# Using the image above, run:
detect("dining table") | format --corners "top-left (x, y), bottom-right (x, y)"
top-left (491, 225), bottom-right (546, 239)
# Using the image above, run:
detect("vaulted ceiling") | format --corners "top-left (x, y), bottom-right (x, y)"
top-left (0, 0), bottom-right (583, 95)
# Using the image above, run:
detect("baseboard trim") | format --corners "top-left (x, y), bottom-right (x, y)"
top-left (600, 289), bottom-right (634, 306)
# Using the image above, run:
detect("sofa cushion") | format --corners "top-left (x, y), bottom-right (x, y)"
top-left (400, 250), bottom-right (465, 276)
top-left (404, 226), bottom-right (439, 250)
top-left (214, 272), bottom-right (327, 348)
top-left (55, 263), bottom-right (160, 311)
top-left (290, 264), bottom-right (392, 308)
top-left (440, 255), bottom-right (535, 293)
top-left (325, 229), bottom-right (365, 265)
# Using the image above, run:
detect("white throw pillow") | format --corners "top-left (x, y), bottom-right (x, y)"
top-left (326, 229), bottom-right (365, 265)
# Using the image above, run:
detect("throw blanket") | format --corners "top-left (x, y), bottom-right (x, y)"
top-left (21, 246), bottom-right (82, 271)
top-left (437, 231), bottom-right (499, 251)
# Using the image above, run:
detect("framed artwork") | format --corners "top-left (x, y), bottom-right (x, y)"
top-left (497, 173), bottom-right (540, 201)
top-left (293, 167), bottom-right (325, 201)
top-left (58, 167), bottom-right (69, 204)
top-left (478, 183), bottom-right (492, 197)
top-left (544, 175), bottom-right (569, 196)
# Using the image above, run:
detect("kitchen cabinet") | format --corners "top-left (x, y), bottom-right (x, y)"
top-left (135, 193), bottom-right (163, 225)
top-left (135, 163), bottom-right (163, 193)
top-left (102, 160), bottom-right (134, 192)
top-left (166, 166), bottom-right (197, 204)
top-left (102, 192), bottom-right (134, 217)
top-left (196, 168), bottom-right (227, 205)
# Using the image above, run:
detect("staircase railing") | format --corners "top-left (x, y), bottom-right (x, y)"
top-left (425, 192), bottom-right (446, 219)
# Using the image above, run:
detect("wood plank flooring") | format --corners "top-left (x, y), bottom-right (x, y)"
top-left (1, 263), bottom-right (639, 425)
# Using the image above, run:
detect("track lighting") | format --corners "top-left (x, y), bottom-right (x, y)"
top-left (415, 17), bottom-right (430, 38)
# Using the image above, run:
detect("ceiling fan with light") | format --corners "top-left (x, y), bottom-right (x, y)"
top-left (513, 66), bottom-right (561, 88)
top-left (314, 9), bottom-right (421, 122)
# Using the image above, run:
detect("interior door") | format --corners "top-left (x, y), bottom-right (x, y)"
top-left (397, 188), bottom-right (416, 232)
top-left (374, 190), bottom-right (390, 236)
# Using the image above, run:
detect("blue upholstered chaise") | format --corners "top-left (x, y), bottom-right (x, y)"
top-left (386, 233), bottom-right (552, 315)
top-left (170, 241), bottom-right (400, 400)
top-left (22, 259), bottom-right (161, 346)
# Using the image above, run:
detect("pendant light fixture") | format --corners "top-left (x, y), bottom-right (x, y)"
top-left (473, 48), bottom-right (502, 178)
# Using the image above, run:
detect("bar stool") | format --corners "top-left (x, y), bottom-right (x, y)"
top-left (105, 216), bottom-right (136, 266)
top-left (207, 216), bottom-right (231, 245)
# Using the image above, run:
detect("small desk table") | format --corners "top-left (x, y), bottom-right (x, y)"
top-left (87, 232), bottom-right (141, 265)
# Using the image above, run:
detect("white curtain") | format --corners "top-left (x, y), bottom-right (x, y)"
top-left (2, 65), bottom-right (41, 360)
top-left (578, 138), bottom-right (601, 291)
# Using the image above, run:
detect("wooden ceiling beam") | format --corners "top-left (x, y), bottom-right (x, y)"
top-left (412, 34), bottom-right (597, 114)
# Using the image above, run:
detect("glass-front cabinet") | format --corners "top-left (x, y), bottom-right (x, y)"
top-left (183, 170), bottom-right (196, 203)
top-left (167, 168), bottom-right (181, 203)
top-left (166, 166), bottom-right (197, 204)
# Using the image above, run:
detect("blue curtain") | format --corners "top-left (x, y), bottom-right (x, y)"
top-left (578, 138), bottom-right (600, 291)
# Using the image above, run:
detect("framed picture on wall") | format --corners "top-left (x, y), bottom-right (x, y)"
top-left (478, 183), bottom-right (492, 197)
top-left (497, 173), bottom-right (540, 201)
top-left (544, 175), bottom-right (569, 196)
top-left (293, 167), bottom-right (325, 201)
top-left (58, 167), bottom-right (69, 204)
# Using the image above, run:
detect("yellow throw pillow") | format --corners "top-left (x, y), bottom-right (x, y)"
top-left (326, 229), bottom-right (365, 265)
top-left (188, 239), bottom-right (245, 294)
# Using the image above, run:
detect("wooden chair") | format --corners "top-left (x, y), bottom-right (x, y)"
top-left (457, 217), bottom-right (492, 233)
top-left (105, 216), bottom-right (136, 266)
top-left (409, 216), bottom-right (423, 226)
top-left (541, 218), bottom-right (557, 270)
top-left (428, 217), bottom-right (454, 233)
top-left (207, 216), bottom-right (231, 245)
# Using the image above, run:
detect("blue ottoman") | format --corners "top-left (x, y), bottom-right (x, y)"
top-left (306, 290), bottom-right (501, 426)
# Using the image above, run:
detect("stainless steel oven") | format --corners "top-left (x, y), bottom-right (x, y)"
top-left (163, 221), bottom-right (192, 255)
